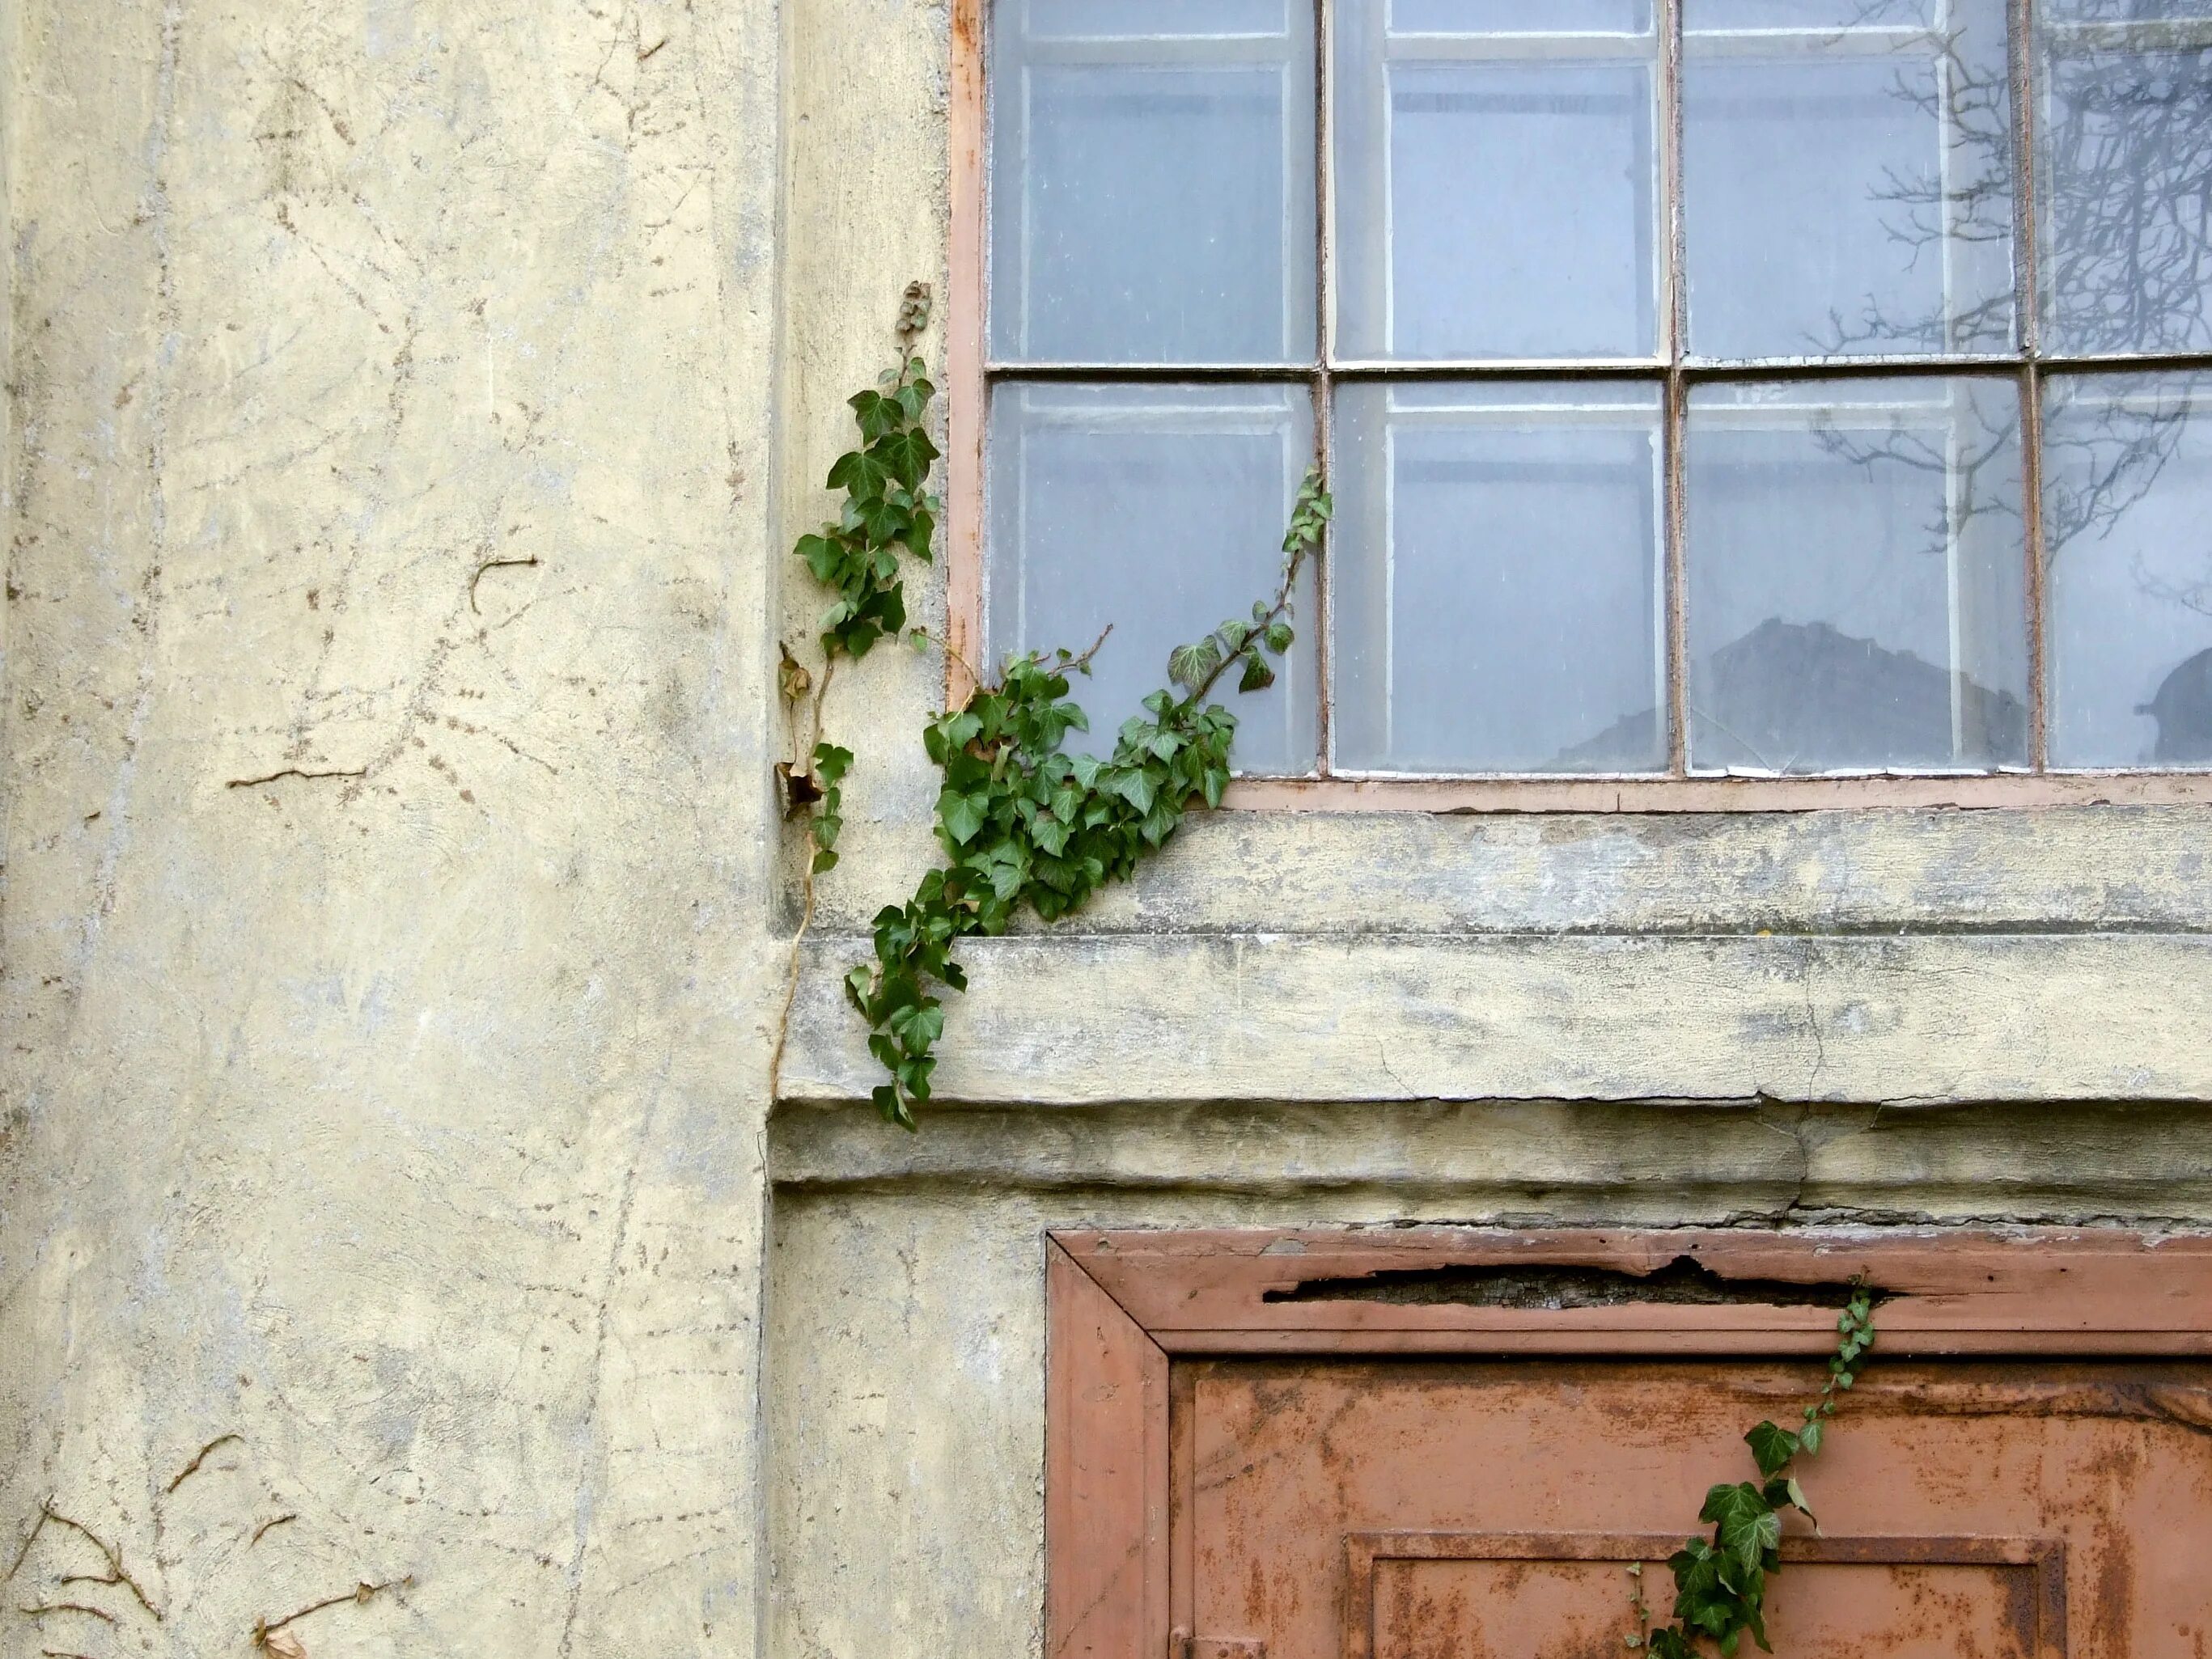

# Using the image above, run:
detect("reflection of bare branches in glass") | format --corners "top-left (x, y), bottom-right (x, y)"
top-left (2033, 23), bottom-right (2212, 723)
top-left (2044, 375), bottom-right (2198, 549)
top-left (1818, 11), bottom-right (2015, 356)
top-left (1570, 4), bottom-right (2212, 772)
top-left (2046, 36), bottom-right (2212, 353)
top-left (1798, 5), bottom-right (2212, 764)
top-left (1809, 394), bottom-right (2018, 556)
top-left (1817, 2), bottom-right (2212, 362)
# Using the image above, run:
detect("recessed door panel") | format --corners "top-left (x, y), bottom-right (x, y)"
top-left (1350, 1535), bottom-right (2060, 1659)
top-left (1176, 1361), bottom-right (2212, 1659)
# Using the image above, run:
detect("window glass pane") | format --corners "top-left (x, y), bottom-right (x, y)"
top-left (2040, 14), bottom-right (2212, 352)
top-left (1684, 0), bottom-right (2014, 358)
top-left (1331, 383), bottom-right (1666, 773)
top-left (1697, 0), bottom-right (1936, 25)
top-left (1389, 0), bottom-right (1649, 31)
top-left (989, 10), bottom-right (1316, 364)
top-left (2044, 1), bottom-right (2212, 20)
top-left (1022, 0), bottom-right (1290, 37)
top-left (2045, 371), bottom-right (2212, 767)
top-left (1688, 378), bottom-right (2028, 773)
top-left (1334, 0), bottom-right (1659, 359)
top-left (986, 383), bottom-right (1319, 775)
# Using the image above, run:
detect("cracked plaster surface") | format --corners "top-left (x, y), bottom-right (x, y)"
top-left (0, 0), bottom-right (799, 1653)
top-left (2, 0), bottom-right (2210, 1656)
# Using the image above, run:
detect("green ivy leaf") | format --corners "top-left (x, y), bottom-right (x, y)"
top-left (826, 447), bottom-right (890, 498)
top-left (1112, 768), bottom-right (1156, 814)
top-left (850, 388), bottom-right (900, 442)
top-left (1167, 640), bottom-right (1220, 694)
top-left (1700, 1483), bottom-right (1782, 1582)
top-left (796, 534), bottom-right (843, 585)
top-left (1784, 1478), bottom-right (1816, 1531)
top-left (1238, 652), bottom-right (1275, 693)
top-left (940, 790), bottom-right (989, 846)
top-left (878, 427), bottom-right (940, 488)
top-left (1744, 1421), bottom-right (1799, 1480)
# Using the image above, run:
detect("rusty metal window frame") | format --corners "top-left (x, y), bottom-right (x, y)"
top-left (946, 0), bottom-right (2212, 814)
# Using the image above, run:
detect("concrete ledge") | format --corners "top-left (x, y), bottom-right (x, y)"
top-left (769, 1098), bottom-right (2212, 1225)
top-left (781, 931), bottom-right (2212, 1106)
top-left (811, 805), bottom-right (2212, 937)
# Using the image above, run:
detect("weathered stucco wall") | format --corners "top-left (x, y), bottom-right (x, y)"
top-left (0, 0), bottom-right (803, 1652)
top-left (3, 2), bottom-right (2210, 1657)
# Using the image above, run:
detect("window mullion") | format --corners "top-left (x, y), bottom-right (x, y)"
top-left (1661, 0), bottom-right (1689, 778)
top-left (2011, 0), bottom-right (2047, 772)
top-left (1316, 0), bottom-right (1335, 779)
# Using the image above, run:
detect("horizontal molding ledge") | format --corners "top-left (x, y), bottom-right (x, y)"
top-left (809, 805), bottom-right (2212, 938)
top-left (778, 931), bottom-right (2212, 1107)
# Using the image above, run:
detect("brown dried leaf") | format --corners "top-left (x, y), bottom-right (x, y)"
top-left (264, 1631), bottom-right (307, 1658)
top-left (778, 642), bottom-right (812, 703)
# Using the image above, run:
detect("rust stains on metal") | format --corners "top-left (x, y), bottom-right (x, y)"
top-left (1053, 1233), bottom-right (2212, 1659)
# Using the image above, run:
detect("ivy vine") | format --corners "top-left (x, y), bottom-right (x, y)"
top-left (772, 286), bottom-right (1331, 1124)
top-left (774, 295), bottom-right (1889, 1659)
top-left (1628, 1281), bottom-right (1879, 1658)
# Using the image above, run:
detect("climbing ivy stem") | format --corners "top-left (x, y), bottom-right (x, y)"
top-left (775, 282), bottom-right (1331, 1123)
top-left (1629, 1279), bottom-right (1879, 1658)
top-left (1184, 566), bottom-right (1299, 705)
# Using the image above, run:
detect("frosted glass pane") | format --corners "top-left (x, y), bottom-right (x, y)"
top-left (2045, 372), bottom-right (2212, 767)
top-left (986, 383), bottom-right (1318, 774)
top-left (1390, 0), bottom-right (1649, 30)
top-left (1023, 0), bottom-right (1290, 36)
top-left (1688, 379), bottom-right (2028, 773)
top-left (2040, 31), bottom-right (2212, 352)
top-left (1334, 0), bottom-right (1659, 359)
top-left (2044, 1), bottom-right (2212, 19)
top-left (1684, 0), bottom-right (2015, 358)
top-left (989, 14), bottom-right (1316, 364)
top-left (1331, 383), bottom-right (1666, 773)
top-left (1695, 0), bottom-right (1935, 25)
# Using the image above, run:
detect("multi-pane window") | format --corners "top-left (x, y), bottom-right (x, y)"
top-left (978, 0), bottom-right (2212, 785)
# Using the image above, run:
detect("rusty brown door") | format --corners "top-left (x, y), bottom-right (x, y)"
top-left (1175, 1357), bottom-right (2212, 1659)
top-left (1044, 1231), bottom-right (2212, 1659)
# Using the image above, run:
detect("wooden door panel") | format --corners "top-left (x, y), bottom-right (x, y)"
top-left (1180, 1361), bottom-right (2212, 1659)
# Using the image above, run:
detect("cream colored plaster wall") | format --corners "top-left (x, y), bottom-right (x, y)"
top-left (764, 5), bottom-right (2212, 1657)
top-left (4, 0), bottom-right (2210, 1657)
top-left (0, 0), bottom-right (796, 1653)
top-left (765, 1111), bottom-right (2212, 1659)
